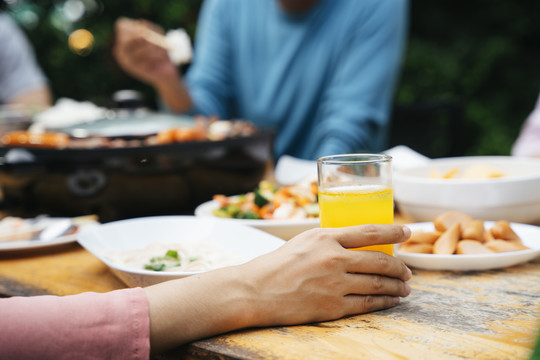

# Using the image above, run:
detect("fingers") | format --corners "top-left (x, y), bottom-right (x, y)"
top-left (343, 294), bottom-right (402, 315)
top-left (122, 38), bottom-right (167, 66)
top-left (115, 17), bottom-right (141, 42)
top-left (333, 224), bottom-right (411, 249)
top-left (344, 272), bottom-right (411, 297)
top-left (345, 250), bottom-right (412, 281)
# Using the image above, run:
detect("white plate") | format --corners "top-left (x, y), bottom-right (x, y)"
top-left (194, 200), bottom-right (320, 240)
top-left (396, 222), bottom-right (540, 271)
top-left (77, 216), bottom-right (286, 287)
top-left (0, 217), bottom-right (95, 252)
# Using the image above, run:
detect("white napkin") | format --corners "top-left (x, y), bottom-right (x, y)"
top-left (383, 145), bottom-right (431, 171)
top-left (275, 146), bottom-right (431, 185)
top-left (275, 155), bottom-right (318, 185)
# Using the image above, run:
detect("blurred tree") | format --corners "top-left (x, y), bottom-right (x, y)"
top-left (396, 1), bottom-right (540, 156)
top-left (4, 0), bottom-right (539, 156)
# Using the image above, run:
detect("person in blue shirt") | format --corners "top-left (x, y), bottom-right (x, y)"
top-left (0, 13), bottom-right (52, 108)
top-left (114, 0), bottom-right (409, 160)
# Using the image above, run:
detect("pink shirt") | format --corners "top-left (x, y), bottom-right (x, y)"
top-left (0, 287), bottom-right (150, 359)
top-left (512, 91), bottom-right (540, 157)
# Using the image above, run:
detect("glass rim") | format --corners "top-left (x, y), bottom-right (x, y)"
top-left (317, 153), bottom-right (392, 165)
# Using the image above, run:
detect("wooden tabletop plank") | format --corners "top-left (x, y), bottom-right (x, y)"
top-left (0, 243), bottom-right (125, 296)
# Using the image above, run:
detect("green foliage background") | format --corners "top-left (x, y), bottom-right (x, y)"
top-left (6, 0), bottom-right (540, 156)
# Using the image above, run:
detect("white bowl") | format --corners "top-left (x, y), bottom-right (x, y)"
top-left (194, 199), bottom-right (320, 240)
top-left (77, 216), bottom-right (286, 287)
top-left (393, 156), bottom-right (540, 224)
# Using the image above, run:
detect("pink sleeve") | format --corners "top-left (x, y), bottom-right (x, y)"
top-left (0, 287), bottom-right (150, 360)
top-left (512, 92), bottom-right (540, 157)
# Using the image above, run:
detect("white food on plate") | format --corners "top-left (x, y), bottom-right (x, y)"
top-left (105, 239), bottom-right (244, 272)
top-left (0, 216), bottom-right (35, 242)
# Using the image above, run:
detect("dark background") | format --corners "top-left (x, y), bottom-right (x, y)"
top-left (5, 0), bottom-right (540, 158)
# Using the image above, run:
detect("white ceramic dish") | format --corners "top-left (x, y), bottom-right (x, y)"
top-left (0, 217), bottom-right (96, 252)
top-left (194, 200), bottom-right (320, 240)
top-left (396, 221), bottom-right (540, 271)
top-left (394, 156), bottom-right (540, 224)
top-left (77, 216), bottom-right (286, 287)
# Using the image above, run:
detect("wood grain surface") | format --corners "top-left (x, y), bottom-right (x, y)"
top-left (0, 244), bottom-right (125, 297)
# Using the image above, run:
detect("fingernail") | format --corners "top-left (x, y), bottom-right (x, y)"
top-left (405, 283), bottom-right (411, 296)
top-left (402, 226), bottom-right (411, 239)
top-left (393, 297), bottom-right (400, 305)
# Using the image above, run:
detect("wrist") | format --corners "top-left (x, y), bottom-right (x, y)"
top-left (154, 74), bottom-right (192, 113)
top-left (145, 265), bottom-right (259, 353)
top-left (213, 265), bottom-right (261, 330)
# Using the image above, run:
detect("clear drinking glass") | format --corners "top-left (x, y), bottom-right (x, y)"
top-left (317, 153), bottom-right (394, 255)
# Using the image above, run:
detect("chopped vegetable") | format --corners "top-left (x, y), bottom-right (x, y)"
top-left (144, 249), bottom-right (182, 272)
top-left (254, 188), bottom-right (271, 207)
top-left (212, 179), bottom-right (319, 220)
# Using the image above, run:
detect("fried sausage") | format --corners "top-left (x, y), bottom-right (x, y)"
top-left (399, 242), bottom-right (433, 254)
top-left (433, 222), bottom-right (461, 255)
top-left (433, 211), bottom-right (472, 232)
top-left (490, 221), bottom-right (522, 244)
top-left (462, 220), bottom-right (485, 242)
top-left (407, 231), bottom-right (441, 245)
top-left (485, 239), bottom-right (529, 252)
top-left (456, 239), bottom-right (494, 255)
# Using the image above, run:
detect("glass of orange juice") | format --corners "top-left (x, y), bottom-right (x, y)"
top-left (317, 153), bottom-right (394, 255)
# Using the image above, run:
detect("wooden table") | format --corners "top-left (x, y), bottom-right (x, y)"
top-left (1, 231), bottom-right (540, 359)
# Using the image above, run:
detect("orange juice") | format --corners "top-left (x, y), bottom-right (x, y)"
top-left (319, 185), bottom-right (394, 255)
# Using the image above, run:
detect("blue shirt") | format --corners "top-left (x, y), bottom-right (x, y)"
top-left (0, 13), bottom-right (48, 103)
top-left (185, 0), bottom-right (408, 160)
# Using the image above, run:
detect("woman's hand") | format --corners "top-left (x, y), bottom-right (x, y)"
top-left (239, 224), bottom-right (412, 326)
top-left (145, 224), bottom-right (411, 354)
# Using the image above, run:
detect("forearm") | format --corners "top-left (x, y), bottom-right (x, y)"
top-left (0, 289), bottom-right (150, 359)
top-left (154, 75), bottom-right (193, 113)
top-left (8, 86), bottom-right (53, 110)
top-left (312, 118), bottom-right (378, 159)
top-left (144, 266), bottom-right (254, 354)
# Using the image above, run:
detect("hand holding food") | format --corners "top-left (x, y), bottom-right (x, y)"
top-left (399, 211), bottom-right (530, 255)
top-left (113, 17), bottom-right (180, 87)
